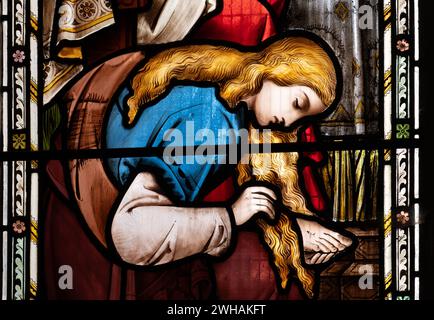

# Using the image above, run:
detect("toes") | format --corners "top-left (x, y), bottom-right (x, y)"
top-left (315, 240), bottom-right (332, 253)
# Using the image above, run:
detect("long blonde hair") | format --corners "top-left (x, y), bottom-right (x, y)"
top-left (237, 129), bottom-right (316, 298)
top-left (127, 36), bottom-right (337, 123)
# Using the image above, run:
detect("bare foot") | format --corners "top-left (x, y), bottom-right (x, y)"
top-left (296, 218), bottom-right (353, 265)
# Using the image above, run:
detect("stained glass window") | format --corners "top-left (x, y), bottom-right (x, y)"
top-left (0, 0), bottom-right (428, 304)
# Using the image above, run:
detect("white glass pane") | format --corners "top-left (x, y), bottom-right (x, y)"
top-left (2, 92), bottom-right (7, 152)
top-left (415, 148), bottom-right (419, 199)
top-left (2, 162), bottom-right (7, 226)
top-left (415, 67), bottom-right (420, 130)
top-left (1, 0), bottom-right (7, 16)
top-left (415, 0), bottom-right (420, 61)
top-left (384, 164), bottom-right (392, 284)
top-left (2, 231), bottom-right (7, 300)
top-left (2, 21), bottom-right (7, 87)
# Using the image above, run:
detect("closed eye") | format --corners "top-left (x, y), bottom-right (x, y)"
top-left (295, 98), bottom-right (301, 109)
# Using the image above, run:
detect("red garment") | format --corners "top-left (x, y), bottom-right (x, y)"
top-left (192, 0), bottom-right (276, 44)
top-left (300, 126), bottom-right (327, 212)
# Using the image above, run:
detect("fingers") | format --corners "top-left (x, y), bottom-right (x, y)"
top-left (316, 252), bottom-right (331, 264)
top-left (255, 202), bottom-right (275, 220)
top-left (248, 186), bottom-right (277, 201)
top-left (325, 231), bottom-right (353, 248)
top-left (312, 239), bottom-right (332, 253)
top-left (315, 253), bottom-right (327, 264)
top-left (252, 191), bottom-right (276, 204)
top-left (306, 252), bottom-right (336, 265)
top-left (252, 196), bottom-right (274, 208)
top-left (254, 199), bottom-right (274, 214)
top-left (322, 252), bottom-right (335, 263)
top-left (232, 186), bottom-right (279, 226)
top-left (249, 191), bottom-right (276, 221)
top-left (309, 252), bottom-right (322, 264)
top-left (311, 233), bottom-right (352, 253)
top-left (318, 234), bottom-right (340, 252)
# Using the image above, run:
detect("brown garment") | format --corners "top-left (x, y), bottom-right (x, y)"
top-left (64, 52), bottom-right (144, 245)
top-left (44, 52), bottom-right (213, 299)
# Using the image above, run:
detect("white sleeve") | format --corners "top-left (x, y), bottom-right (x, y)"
top-left (110, 171), bottom-right (233, 266)
top-left (137, 0), bottom-right (217, 44)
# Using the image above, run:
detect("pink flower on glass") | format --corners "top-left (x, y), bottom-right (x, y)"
top-left (12, 49), bottom-right (25, 63)
top-left (12, 220), bottom-right (26, 234)
top-left (396, 39), bottom-right (410, 52)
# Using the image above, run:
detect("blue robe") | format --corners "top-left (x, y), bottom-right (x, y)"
top-left (105, 85), bottom-right (245, 202)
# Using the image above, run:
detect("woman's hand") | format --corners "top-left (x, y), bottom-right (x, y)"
top-left (231, 186), bottom-right (277, 226)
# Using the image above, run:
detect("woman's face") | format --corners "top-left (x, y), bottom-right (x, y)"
top-left (247, 80), bottom-right (327, 127)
